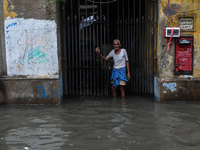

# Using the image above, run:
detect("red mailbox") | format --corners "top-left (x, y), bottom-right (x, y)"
top-left (175, 36), bottom-right (193, 75)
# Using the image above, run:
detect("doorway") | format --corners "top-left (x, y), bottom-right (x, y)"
top-left (61, 0), bottom-right (158, 97)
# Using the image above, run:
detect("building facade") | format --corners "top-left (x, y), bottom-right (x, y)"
top-left (0, 0), bottom-right (200, 104)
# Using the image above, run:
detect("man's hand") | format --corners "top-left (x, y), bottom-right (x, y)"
top-left (95, 47), bottom-right (108, 61)
top-left (127, 73), bottom-right (130, 80)
top-left (95, 47), bottom-right (100, 54)
top-left (126, 62), bottom-right (130, 80)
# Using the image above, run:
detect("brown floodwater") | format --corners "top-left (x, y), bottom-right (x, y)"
top-left (0, 96), bottom-right (200, 150)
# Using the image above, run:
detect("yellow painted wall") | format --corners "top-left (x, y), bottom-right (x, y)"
top-left (3, 0), bottom-right (17, 19)
top-left (158, 0), bottom-right (200, 78)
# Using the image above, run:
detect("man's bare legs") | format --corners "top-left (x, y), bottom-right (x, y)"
top-left (112, 85), bottom-right (125, 98)
top-left (120, 86), bottom-right (125, 98)
top-left (112, 85), bottom-right (117, 97)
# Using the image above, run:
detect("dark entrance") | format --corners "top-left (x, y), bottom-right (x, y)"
top-left (61, 0), bottom-right (158, 96)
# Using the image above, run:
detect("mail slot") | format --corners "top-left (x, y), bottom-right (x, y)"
top-left (175, 36), bottom-right (193, 75)
top-left (178, 39), bottom-right (191, 45)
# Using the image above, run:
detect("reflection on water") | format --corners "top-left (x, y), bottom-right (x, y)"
top-left (1, 96), bottom-right (200, 150)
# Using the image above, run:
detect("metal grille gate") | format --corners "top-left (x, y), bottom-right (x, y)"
top-left (61, 0), bottom-right (158, 96)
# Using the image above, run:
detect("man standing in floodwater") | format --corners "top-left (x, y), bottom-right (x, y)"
top-left (95, 39), bottom-right (130, 98)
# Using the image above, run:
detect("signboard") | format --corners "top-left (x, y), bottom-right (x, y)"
top-left (179, 18), bottom-right (194, 30)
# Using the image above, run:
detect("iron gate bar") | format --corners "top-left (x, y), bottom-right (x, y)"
top-left (144, 0), bottom-right (148, 95)
top-left (85, 0), bottom-right (88, 95)
top-left (89, 13), bottom-right (92, 95)
top-left (145, 8), bottom-right (149, 95)
top-left (92, 1), bottom-right (96, 95)
top-left (70, 0), bottom-right (73, 95)
top-left (130, 18), bottom-right (133, 93)
top-left (127, 0), bottom-right (130, 91)
top-left (127, 0), bottom-right (130, 51)
top-left (149, 1), bottom-right (151, 96)
top-left (122, 0), bottom-right (124, 45)
top-left (133, 0), bottom-right (136, 93)
top-left (136, 18), bottom-right (139, 93)
top-left (103, 16), bottom-right (106, 95)
top-left (96, 15), bottom-right (99, 95)
top-left (139, 0), bottom-right (141, 95)
top-left (75, 15), bottom-right (78, 95)
top-left (142, 16), bottom-right (144, 95)
top-left (142, 16), bottom-right (145, 94)
top-left (81, 15), bottom-right (85, 95)
top-left (78, 0), bottom-right (82, 95)
top-left (125, 18), bottom-right (128, 90)
top-left (106, 2), bottom-right (110, 95)
top-left (67, 16), bottom-right (71, 95)
top-left (96, 14), bottom-right (99, 95)
top-left (100, 1), bottom-right (103, 95)
top-left (72, 11), bottom-right (75, 95)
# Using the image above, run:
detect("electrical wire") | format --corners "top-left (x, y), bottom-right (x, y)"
top-left (168, 0), bottom-right (172, 18)
top-left (165, 0), bottom-right (185, 27)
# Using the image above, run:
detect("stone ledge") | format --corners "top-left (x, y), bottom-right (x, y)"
top-left (0, 76), bottom-right (59, 80)
top-left (158, 78), bottom-right (200, 82)
top-left (155, 77), bottom-right (200, 102)
top-left (0, 79), bottom-right (61, 105)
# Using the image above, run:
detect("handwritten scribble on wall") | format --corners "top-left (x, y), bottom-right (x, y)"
top-left (5, 18), bottom-right (58, 76)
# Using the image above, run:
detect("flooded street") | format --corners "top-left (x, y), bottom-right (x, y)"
top-left (1, 96), bottom-right (200, 150)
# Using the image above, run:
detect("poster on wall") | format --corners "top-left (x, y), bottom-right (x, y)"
top-left (179, 17), bottom-right (194, 31)
top-left (4, 18), bottom-right (59, 77)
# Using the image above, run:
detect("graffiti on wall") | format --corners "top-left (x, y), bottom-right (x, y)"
top-left (5, 18), bottom-right (58, 76)
top-left (38, 86), bottom-right (59, 99)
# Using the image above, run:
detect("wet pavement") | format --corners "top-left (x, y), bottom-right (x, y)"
top-left (1, 96), bottom-right (200, 150)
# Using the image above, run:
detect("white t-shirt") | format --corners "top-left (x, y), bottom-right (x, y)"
top-left (107, 48), bottom-right (129, 69)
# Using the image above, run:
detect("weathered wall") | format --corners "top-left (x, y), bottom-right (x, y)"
top-left (0, 0), bottom-right (62, 104)
top-left (3, 0), bottom-right (59, 77)
top-left (158, 78), bottom-right (200, 102)
top-left (5, 18), bottom-right (58, 76)
top-left (0, 78), bottom-right (60, 104)
top-left (158, 0), bottom-right (200, 78)
top-left (156, 0), bottom-right (200, 101)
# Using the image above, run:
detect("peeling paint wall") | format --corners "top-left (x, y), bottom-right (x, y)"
top-left (0, 0), bottom-right (62, 104)
top-left (2, 0), bottom-right (60, 77)
top-left (5, 18), bottom-right (58, 77)
top-left (159, 79), bottom-right (200, 101)
top-left (158, 0), bottom-right (200, 78)
top-left (163, 82), bottom-right (177, 92)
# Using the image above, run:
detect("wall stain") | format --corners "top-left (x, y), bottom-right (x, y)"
top-left (163, 83), bottom-right (177, 92)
